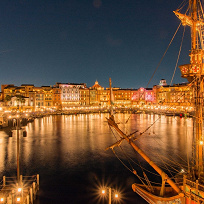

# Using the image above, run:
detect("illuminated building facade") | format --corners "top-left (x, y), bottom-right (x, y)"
top-left (0, 79), bottom-right (195, 111)
top-left (90, 80), bottom-right (104, 105)
top-left (154, 82), bottom-right (193, 107)
top-left (29, 87), bottom-right (44, 111)
top-left (56, 83), bottom-right (86, 109)
top-left (79, 88), bottom-right (90, 105)
top-left (113, 88), bottom-right (132, 106)
top-left (42, 86), bottom-right (53, 109)
top-left (53, 87), bottom-right (61, 110)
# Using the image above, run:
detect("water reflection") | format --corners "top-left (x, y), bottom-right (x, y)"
top-left (0, 113), bottom-right (194, 203)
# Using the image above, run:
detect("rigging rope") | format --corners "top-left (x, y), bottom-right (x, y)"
top-left (177, 0), bottom-right (188, 11)
top-left (109, 124), bottom-right (135, 170)
top-left (146, 22), bottom-right (182, 88)
top-left (170, 26), bottom-right (186, 86)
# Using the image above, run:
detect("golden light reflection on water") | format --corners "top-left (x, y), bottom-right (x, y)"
top-left (111, 113), bottom-right (193, 167)
top-left (0, 113), bottom-right (194, 177)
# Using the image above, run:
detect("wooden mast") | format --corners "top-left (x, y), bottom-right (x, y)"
top-left (191, 0), bottom-right (203, 176)
top-left (109, 78), bottom-right (114, 117)
top-left (174, 0), bottom-right (204, 178)
top-left (107, 117), bottom-right (183, 195)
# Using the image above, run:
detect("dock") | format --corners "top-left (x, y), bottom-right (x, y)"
top-left (0, 174), bottom-right (39, 204)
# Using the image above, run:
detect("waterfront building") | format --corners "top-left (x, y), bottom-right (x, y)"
top-left (0, 92), bottom-right (2, 101)
top-left (90, 81), bottom-right (104, 106)
top-left (29, 87), bottom-right (44, 111)
top-left (42, 86), bottom-right (53, 110)
top-left (155, 85), bottom-right (170, 105)
top-left (159, 79), bottom-right (167, 86)
top-left (3, 84), bottom-right (17, 99)
top-left (0, 79), bottom-right (196, 112)
top-left (56, 83), bottom-right (86, 109)
top-left (131, 89), bottom-right (138, 105)
top-left (1, 84), bottom-right (15, 100)
top-left (169, 83), bottom-right (192, 107)
top-left (8, 96), bottom-right (29, 111)
top-left (155, 82), bottom-right (192, 108)
top-left (130, 88), bottom-right (155, 106)
top-left (52, 87), bottom-right (62, 110)
top-left (89, 89), bottom-right (97, 105)
top-left (99, 89), bottom-right (109, 106)
top-left (79, 88), bottom-right (90, 106)
top-left (144, 88), bottom-right (155, 105)
top-left (21, 84), bottom-right (34, 97)
top-left (112, 88), bottom-right (132, 107)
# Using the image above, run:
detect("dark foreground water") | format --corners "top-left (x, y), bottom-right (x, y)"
top-left (0, 113), bottom-right (193, 204)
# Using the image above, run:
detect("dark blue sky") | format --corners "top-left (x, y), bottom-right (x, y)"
top-left (0, 0), bottom-right (190, 89)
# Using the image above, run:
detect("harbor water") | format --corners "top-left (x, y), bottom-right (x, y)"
top-left (0, 113), bottom-right (193, 204)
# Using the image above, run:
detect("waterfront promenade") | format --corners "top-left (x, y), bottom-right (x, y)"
top-left (0, 104), bottom-right (194, 130)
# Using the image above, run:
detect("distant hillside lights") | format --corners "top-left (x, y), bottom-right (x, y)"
top-left (0, 79), bottom-right (194, 112)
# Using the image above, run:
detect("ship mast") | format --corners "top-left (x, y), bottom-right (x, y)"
top-left (109, 78), bottom-right (114, 117)
top-left (175, 0), bottom-right (204, 178)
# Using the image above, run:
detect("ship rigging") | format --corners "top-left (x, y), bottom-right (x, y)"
top-left (106, 0), bottom-right (204, 203)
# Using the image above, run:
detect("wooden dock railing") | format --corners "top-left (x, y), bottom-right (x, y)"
top-left (0, 174), bottom-right (39, 204)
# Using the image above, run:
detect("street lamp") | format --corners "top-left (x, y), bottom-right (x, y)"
top-left (101, 187), bottom-right (120, 204)
top-left (0, 195), bottom-right (5, 203)
top-left (9, 116), bottom-right (27, 183)
top-left (15, 183), bottom-right (23, 203)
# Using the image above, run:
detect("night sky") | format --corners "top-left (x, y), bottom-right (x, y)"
top-left (0, 0), bottom-right (190, 90)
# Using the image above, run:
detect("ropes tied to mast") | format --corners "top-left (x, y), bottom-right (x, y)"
top-left (108, 122), bottom-right (162, 191)
top-left (170, 26), bottom-right (186, 86)
top-left (146, 22), bottom-right (182, 88)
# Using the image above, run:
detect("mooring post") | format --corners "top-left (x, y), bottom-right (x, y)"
top-left (33, 182), bottom-right (36, 199)
top-left (109, 187), bottom-right (111, 204)
top-left (12, 190), bottom-right (15, 204)
top-left (30, 187), bottom-right (33, 204)
top-left (27, 194), bottom-right (29, 204)
top-left (3, 176), bottom-right (5, 187)
top-left (37, 174), bottom-right (40, 190)
top-left (7, 193), bottom-right (11, 204)
top-left (20, 175), bottom-right (23, 185)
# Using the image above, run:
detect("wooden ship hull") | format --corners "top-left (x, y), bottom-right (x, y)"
top-left (132, 184), bottom-right (184, 204)
top-left (132, 182), bottom-right (204, 204)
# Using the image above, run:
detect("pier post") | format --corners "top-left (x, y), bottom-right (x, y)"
top-left (12, 190), bottom-right (14, 204)
top-left (37, 174), bottom-right (40, 190)
top-left (33, 182), bottom-right (36, 199)
top-left (30, 187), bottom-right (33, 204)
top-left (7, 193), bottom-right (12, 204)
top-left (20, 175), bottom-right (22, 185)
top-left (109, 187), bottom-right (111, 204)
top-left (3, 176), bottom-right (5, 187)
top-left (27, 195), bottom-right (29, 204)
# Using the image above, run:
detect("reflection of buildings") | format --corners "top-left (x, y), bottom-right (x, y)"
top-left (0, 79), bottom-right (194, 111)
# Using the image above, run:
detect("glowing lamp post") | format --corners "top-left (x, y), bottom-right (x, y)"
top-left (16, 186), bottom-right (23, 203)
top-left (0, 196), bottom-right (5, 203)
top-left (9, 116), bottom-right (27, 184)
top-left (101, 187), bottom-right (120, 204)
